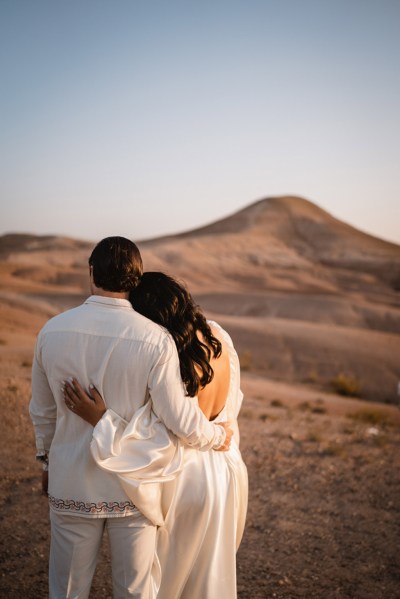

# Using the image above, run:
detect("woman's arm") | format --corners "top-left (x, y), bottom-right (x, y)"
top-left (63, 377), bottom-right (232, 450)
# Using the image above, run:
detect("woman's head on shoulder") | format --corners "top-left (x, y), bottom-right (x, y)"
top-left (129, 271), bottom-right (221, 396)
top-left (129, 271), bottom-right (194, 331)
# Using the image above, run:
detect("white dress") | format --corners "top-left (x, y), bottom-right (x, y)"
top-left (90, 321), bottom-right (248, 598)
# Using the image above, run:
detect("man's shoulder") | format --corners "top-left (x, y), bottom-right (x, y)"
top-left (40, 303), bottom-right (86, 331)
top-left (129, 310), bottom-right (171, 343)
top-left (37, 300), bottom-right (173, 351)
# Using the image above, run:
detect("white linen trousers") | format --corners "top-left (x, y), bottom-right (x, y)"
top-left (49, 509), bottom-right (157, 599)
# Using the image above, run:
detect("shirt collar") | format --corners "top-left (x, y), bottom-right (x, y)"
top-left (84, 295), bottom-right (133, 309)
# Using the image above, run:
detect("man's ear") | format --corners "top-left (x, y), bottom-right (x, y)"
top-left (89, 265), bottom-right (95, 293)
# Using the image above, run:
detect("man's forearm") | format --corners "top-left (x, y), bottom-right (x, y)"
top-left (30, 349), bottom-right (57, 454)
top-left (29, 420), bottom-right (56, 454)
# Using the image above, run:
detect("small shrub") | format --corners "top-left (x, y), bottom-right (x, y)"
top-left (0, 339), bottom-right (7, 345)
top-left (21, 360), bottom-right (32, 368)
top-left (239, 350), bottom-right (253, 372)
top-left (347, 409), bottom-right (389, 426)
top-left (306, 370), bottom-right (319, 383)
top-left (319, 443), bottom-right (346, 457)
top-left (330, 373), bottom-right (361, 397)
top-left (270, 399), bottom-right (285, 408)
top-left (342, 425), bottom-right (355, 435)
top-left (297, 401), bottom-right (311, 411)
top-left (259, 413), bottom-right (269, 422)
top-left (312, 405), bottom-right (327, 414)
top-left (239, 408), bottom-right (254, 420)
top-left (307, 432), bottom-right (322, 443)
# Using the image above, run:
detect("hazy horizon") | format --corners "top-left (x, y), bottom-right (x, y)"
top-left (1, 1), bottom-right (399, 244)
top-left (1, 194), bottom-right (400, 248)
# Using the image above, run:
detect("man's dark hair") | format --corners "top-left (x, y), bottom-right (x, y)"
top-left (89, 236), bottom-right (143, 292)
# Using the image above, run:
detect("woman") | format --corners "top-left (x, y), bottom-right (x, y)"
top-left (63, 272), bottom-right (248, 598)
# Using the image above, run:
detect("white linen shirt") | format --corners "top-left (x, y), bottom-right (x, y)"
top-left (29, 296), bottom-right (224, 518)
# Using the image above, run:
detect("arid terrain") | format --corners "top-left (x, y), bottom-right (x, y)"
top-left (1, 196), bottom-right (400, 598)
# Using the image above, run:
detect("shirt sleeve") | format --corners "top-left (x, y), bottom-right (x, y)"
top-left (147, 334), bottom-right (226, 450)
top-left (29, 333), bottom-right (57, 455)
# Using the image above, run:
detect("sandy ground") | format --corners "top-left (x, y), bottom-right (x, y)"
top-left (1, 357), bottom-right (399, 598)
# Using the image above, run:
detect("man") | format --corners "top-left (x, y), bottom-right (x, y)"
top-left (29, 236), bottom-right (232, 599)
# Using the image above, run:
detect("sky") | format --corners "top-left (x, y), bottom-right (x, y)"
top-left (1, 0), bottom-right (399, 244)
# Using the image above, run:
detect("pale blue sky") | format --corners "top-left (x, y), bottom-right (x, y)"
top-left (1, 0), bottom-right (399, 243)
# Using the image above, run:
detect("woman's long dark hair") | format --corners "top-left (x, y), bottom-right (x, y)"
top-left (129, 272), bottom-right (222, 397)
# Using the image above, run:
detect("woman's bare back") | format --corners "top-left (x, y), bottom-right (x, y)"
top-left (196, 326), bottom-right (230, 421)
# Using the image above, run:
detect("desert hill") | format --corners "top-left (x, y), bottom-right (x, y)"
top-left (1, 195), bottom-right (399, 402)
top-left (142, 195), bottom-right (400, 292)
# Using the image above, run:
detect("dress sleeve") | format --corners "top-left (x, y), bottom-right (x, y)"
top-left (91, 402), bottom-right (184, 525)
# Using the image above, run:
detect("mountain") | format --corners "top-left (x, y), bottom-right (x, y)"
top-left (1, 196), bottom-right (399, 402)
top-left (140, 196), bottom-right (400, 318)
top-left (141, 196), bottom-right (400, 291)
